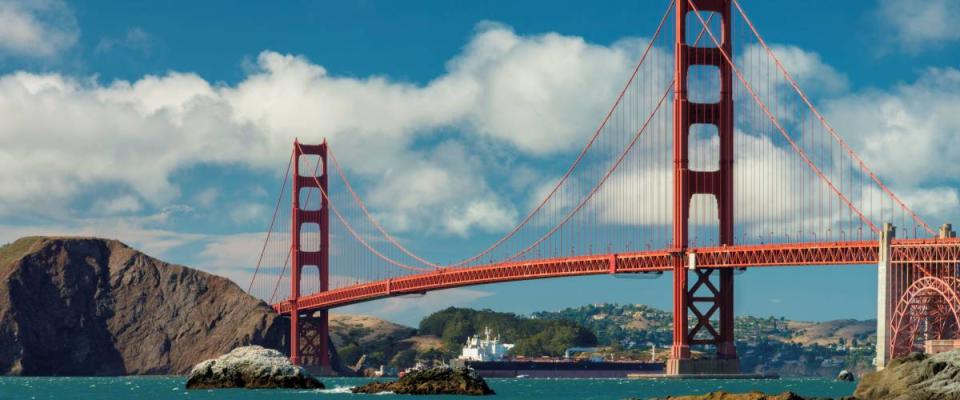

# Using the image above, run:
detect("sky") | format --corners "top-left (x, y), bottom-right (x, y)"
top-left (1, 0), bottom-right (959, 327)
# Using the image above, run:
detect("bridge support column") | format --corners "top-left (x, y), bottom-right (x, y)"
top-left (668, 0), bottom-right (739, 375)
top-left (290, 302), bottom-right (300, 365)
top-left (875, 223), bottom-right (894, 370)
top-left (289, 139), bottom-right (332, 375)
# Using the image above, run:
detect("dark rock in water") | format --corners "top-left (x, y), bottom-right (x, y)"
top-left (836, 369), bottom-right (855, 381)
top-left (186, 346), bottom-right (323, 389)
top-left (351, 367), bottom-right (494, 395)
top-left (651, 391), bottom-right (814, 400)
top-left (0, 237), bottom-right (287, 375)
top-left (855, 350), bottom-right (960, 400)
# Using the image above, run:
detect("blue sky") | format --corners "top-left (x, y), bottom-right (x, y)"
top-left (1, 0), bottom-right (959, 327)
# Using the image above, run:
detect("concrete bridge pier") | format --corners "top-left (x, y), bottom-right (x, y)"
top-left (875, 223), bottom-right (894, 370)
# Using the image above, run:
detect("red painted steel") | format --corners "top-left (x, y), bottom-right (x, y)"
top-left (889, 276), bottom-right (960, 358)
top-left (276, 251), bottom-right (673, 313)
top-left (890, 238), bottom-right (960, 264)
top-left (289, 140), bottom-right (331, 370)
top-left (273, 239), bottom-right (960, 315)
top-left (885, 230), bottom-right (960, 361)
top-left (692, 241), bottom-right (879, 267)
top-left (298, 317), bottom-right (330, 367)
top-left (672, 0), bottom-right (736, 363)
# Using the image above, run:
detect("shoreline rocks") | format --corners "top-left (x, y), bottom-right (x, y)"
top-left (836, 370), bottom-right (855, 382)
top-left (351, 367), bottom-right (494, 395)
top-left (652, 392), bottom-right (806, 400)
top-left (651, 391), bottom-right (848, 400)
top-left (185, 346), bottom-right (323, 390)
top-left (854, 350), bottom-right (960, 400)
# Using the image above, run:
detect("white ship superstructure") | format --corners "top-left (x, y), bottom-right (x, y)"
top-left (458, 327), bottom-right (514, 361)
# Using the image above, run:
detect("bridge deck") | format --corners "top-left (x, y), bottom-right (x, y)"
top-left (273, 238), bottom-right (960, 314)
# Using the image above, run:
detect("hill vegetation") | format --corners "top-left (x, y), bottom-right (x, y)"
top-left (334, 303), bottom-right (878, 377)
top-left (533, 304), bottom-right (877, 376)
top-left (330, 313), bottom-right (433, 370)
top-left (419, 307), bottom-right (597, 357)
top-left (330, 307), bottom-right (597, 372)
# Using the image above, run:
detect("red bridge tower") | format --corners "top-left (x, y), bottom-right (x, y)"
top-left (669, 0), bottom-right (739, 374)
top-left (290, 140), bottom-right (332, 374)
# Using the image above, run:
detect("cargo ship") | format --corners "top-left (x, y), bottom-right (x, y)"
top-left (449, 327), bottom-right (664, 378)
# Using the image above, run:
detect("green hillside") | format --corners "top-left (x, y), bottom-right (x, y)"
top-left (335, 303), bottom-right (878, 377)
top-left (419, 307), bottom-right (598, 357)
top-left (534, 304), bottom-right (877, 376)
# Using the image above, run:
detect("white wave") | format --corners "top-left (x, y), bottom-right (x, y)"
top-left (317, 385), bottom-right (395, 395)
top-left (319, 385), bottom-right (355, 394)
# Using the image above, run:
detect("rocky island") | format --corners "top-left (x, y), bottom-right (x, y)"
top-left (351, 367), bottom-right (494, 395)
top-left (656, 392), bottom-right (814, 400)
top-left (186, 346), bottom-right (323, 389)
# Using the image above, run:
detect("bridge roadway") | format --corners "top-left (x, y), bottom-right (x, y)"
top-left (274, 237), bottom-right (960, 314)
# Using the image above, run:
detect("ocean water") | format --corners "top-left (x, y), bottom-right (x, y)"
top-left (0, 376), bottom-right (856, 399)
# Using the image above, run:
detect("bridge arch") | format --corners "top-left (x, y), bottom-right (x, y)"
top-left (889, 276), bottom-right (960, 358)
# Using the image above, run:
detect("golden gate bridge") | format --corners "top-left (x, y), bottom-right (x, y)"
top-left (245, 0), bottom-right (960, 375)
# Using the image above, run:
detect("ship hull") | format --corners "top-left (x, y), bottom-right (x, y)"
top-left (454, 360), bottom-right (665, 379)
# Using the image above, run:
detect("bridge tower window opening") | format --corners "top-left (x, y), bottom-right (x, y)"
top-left (687, 66), bottom-right (721, 104)
top-left (298, 154), bottom-right (322, 177)
top-left (300, 222), bottom-right (321, 252)
top-left (689, 194), bottom-right (720, 248)
top-left (689, 123), bottom-right (720, 172)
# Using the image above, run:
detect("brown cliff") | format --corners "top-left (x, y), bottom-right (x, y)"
top-left (0, 236), bottom-right (287, 375)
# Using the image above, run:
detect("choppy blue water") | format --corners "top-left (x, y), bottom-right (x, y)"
top-left (0, 376), bottom-right (855, 399)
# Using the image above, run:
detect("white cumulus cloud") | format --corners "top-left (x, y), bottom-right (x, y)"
top-left (0, 0), bottom-right (77, 58)
top-left (877, 0), bottom-right (960, 51)
top-left (0, 23), bottom-right (648, 238)
top-left (822, 68), bottom-right (960, 223)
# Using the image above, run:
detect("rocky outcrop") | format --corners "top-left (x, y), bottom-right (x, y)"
top-left (662, 392), bottom-right (803, 400)
top-left (854, 351), bottom-right (960, 400)
top-left (837, 369), bottom-right (855, 381)
top-left (351, 367), bottom-right (494, 395)
top-left (186, 346), bottom-right (323, 389)
top-left (0, 237), bottom-right (287, 375)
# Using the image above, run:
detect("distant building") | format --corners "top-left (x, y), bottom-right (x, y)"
top-left (820, 357), bottom-right (843, 368)
top-left (458, 327), bottom-right (514, 361)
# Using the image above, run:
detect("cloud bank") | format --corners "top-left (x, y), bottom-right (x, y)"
top-left (0, 23), bottom-right (650, 238)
